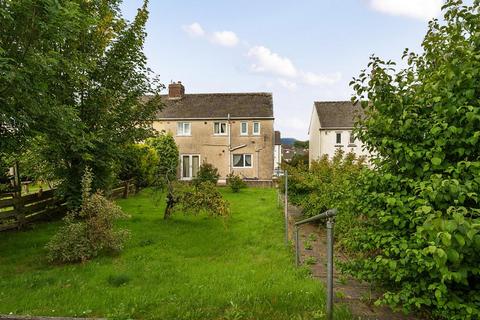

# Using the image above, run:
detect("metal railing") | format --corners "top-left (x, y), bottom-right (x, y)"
top-left (295, 208), bottom-right (338, 320)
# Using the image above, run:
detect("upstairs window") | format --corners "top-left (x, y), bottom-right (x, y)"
top-left (233, 154), bottom-right (252, 168)
top-left (240, 122), bottom-right (248, 135)
top-left (336, 132), bottom-right (342, 144)
top-left (349, 133), bottom-right (355, 144)
top-left (214, 122), bottom-right (227, 135)
top-left (253, 122), bottom-right (261, 135)
top-left (177, 122), bottom-right (191, 136)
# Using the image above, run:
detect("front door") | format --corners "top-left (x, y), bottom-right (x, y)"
top-left (181, 155), bottom-right (200, 180)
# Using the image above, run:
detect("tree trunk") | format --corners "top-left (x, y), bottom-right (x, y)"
top-left (163, 191), bottom-right (175, 219)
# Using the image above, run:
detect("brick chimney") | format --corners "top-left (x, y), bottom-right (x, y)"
top-left (168, 81), bottom-right (185, 99)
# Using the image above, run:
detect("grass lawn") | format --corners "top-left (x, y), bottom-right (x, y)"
top-left (0, 188), bottom-right (351, 320)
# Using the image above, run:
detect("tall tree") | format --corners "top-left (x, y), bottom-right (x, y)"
top-left (1, 0), bottom-right (162, 205)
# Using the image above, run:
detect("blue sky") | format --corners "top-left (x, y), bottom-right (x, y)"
top-left (120, 0), bottom-right (444, 139)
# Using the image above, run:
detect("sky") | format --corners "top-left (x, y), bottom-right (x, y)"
top-left (120, 0), bottom-right (444, 140)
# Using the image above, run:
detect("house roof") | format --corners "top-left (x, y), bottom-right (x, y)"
top-left (146, 93), bottom-right (274, 119)
top-left (274, 131), bottom-right (281, 145)
top-left (314, 101), bottom-right (363, 128)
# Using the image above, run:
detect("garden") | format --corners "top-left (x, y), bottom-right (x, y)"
top-left (0, 187), bottom-right (351, 320)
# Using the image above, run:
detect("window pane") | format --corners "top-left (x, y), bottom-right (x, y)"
top-left (221, 123), bottom-right (226, 133)
top-left (177, 122), bottom-right (183, 135)
top-left (214, 122), bottom-right (219, 134)
top-left (192, 156), bottom-right (200, 178)
top-left (241, 122), bottom-right (247, 134)
top-left (349, 133), bottom-right (355, 144)
top-left (245, 155), bottom-right (252, 167)
top-left (253, 122), bottom-right (260, 134)
top-left (233, 154), bottom-right (243, 167)
top-left (185, 123), bottom-right (191, 135)
top-left (336, 133), bottom-right (342, 144)
top-left (182, 156), bottom-right (190, 178)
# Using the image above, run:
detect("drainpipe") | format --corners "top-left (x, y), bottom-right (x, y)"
top-left (228, 113), bottom-right (231, 177)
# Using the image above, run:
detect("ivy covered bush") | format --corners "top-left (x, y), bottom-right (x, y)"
top-left (341, 1), bottom-right (480, 318)
top-left (174, 182), bottom-right (230, 217)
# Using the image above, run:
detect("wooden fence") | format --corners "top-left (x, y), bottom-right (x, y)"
top-left (0, 179), bottom-right (136, 232)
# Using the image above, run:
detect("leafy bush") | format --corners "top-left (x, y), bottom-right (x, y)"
top-left (193, 163), bottom-right (219, 186)
top-left (341, 2), bottom-right (480, 318)
top-left (118, 143), bottom-right (158, 187)
top-left (226, 172), bottom-right (246, 193)
top-left (174, 182), bottom-right (230, 217)
top-left (46, 168), bottom-right (130, 263)
top-left (285, 149), bottom-right (366, 236)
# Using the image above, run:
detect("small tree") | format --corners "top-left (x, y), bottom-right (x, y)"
top-left (175, 182), bottom-right (230, 217)
top-left (118, 143), bottom-right (158, 188)
top-left (146, 133), bottom-right (179, 219)
top-left (193, 163), bottom-right (220, 186)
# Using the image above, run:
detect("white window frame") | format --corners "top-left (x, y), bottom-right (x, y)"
top-left (213, 121), bottom-right (228, 135)
top-left (180, 154), bottom-right (201, 180)
top-left (252, 121), bottom-right (261, 135)
top-left (336, 132), bottom-right (342, 144)
top-left (177, 122), bottom-right (191, 136)
top-left (349, 132), bottom-right (355, 144)
top-left (240, 121), bottom-right (248, 136)
top-left (232, 154), bottom-right (253, 168)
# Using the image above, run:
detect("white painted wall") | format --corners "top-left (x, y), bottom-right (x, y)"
top-left (308, 107), bottom-right (321, 165)
top-left (273, 144), bottom-right (282, 175)
top-left (317, 130), bottom-right (369, 160)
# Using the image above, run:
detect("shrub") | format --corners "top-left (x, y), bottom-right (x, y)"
top-left (118, 143), bottom-right (158, 188)
top-left (175, 182), bottom-right (230, 217)
top-left (342, 2), bottom-right (480, 318)
top-left (46, 168), bottom-right (130, 263)
top-left (193, 163), bottom-right (219, 186)
top-left (226, 172), bottom-right (246, 193)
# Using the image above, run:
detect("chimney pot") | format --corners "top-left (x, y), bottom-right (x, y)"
top-left (168, 81), bottom-right (185, 99)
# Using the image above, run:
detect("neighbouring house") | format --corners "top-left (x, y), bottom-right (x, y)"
top-left (273, 131), bottom-right (282, 175)
top-left (149, 82), bottom-right (275, 183)
top-left (308, 101), bottom-right (368, 165)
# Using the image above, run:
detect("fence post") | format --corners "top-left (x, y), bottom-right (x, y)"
top-left (12, 162), bottom-right (25, 229)
top-left (326, 217), bottom-right (335, 320)
top-left (284, 170), bottom-right (288, 246)
top-left (295, 226), bottom-right (300, 267)
top-left (123, 180), bottom-right (130, 199)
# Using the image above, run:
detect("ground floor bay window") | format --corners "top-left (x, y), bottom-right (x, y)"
top-left (232, 154), bottom-right (253, 168)
top-left (181, 154), bottom-right (200, 180)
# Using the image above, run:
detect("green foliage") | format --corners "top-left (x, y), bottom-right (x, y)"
top-left (285, 149), bottom-right (366, 236)
top-left (107, 274), bottom-right (131, 287)
top-left (193, 163), bottom-right (220, 186)
top-left (118, 143), bottom-right (158, 187)
top-left (286, 153), bottom-right (309, 167)
top-left (46, 168), bottom-right (129, 263)
top-left (226, 172), bottom-right (247, 193)
top-left (342, 2), bottom-right (480, 318)
top-left (146, 134), bottom-right (179, 184)
top-left (304, 257), bottom-right (316, 265)
top-left (175, 182), bottom-right (230, 218)
top-left (293, 140), bottom-right (309, 149)
top-left (1, 0), bottom-right (162, 207)
top-left (304, 241), bottom-right (313, 250)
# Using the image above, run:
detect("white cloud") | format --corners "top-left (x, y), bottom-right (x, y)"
top-left (300, 71), bottom-right (342, 86)
top-left (278, 79), bottom-right (298, 91)
top-left (247, 45), bottom-right (341, 86)
top-left (182, 22), bottom-right (205, 37)
top-left (368, 0), bottom-right (442, 20)
top-left (247, 46), bottom-right (298, 78)
top-left (210, 31), bottom-right (240, 47)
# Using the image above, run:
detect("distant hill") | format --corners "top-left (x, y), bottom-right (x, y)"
top-left (281, 138), bottom-right (297, 146)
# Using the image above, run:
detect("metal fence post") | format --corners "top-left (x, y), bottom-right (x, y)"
top-left (326, 217), bottom-right (335, 320)
top-left (284, 170), bottom-right (288, 246)
top-left (295, 226), bottom-right (300, 267)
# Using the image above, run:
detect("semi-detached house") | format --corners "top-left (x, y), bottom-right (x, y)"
top-left (149, 82), bottom-right (275, 183)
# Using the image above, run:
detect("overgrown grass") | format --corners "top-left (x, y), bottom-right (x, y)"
top-left (0, 188), bottom-right (351, 319)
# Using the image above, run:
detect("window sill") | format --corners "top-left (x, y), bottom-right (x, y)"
top-left (177, 134), bottom-right (191, 137)
top-left (334, 144), bottom-right (344, 147)
top-left (348, 144), bottom-right (357, 147)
